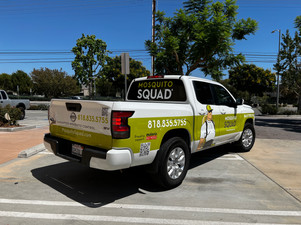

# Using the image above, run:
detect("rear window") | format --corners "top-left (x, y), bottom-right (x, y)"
top-left (193, 81), bottom-right (214, 104)
top-left (127, 79), bottom-right (187, 101)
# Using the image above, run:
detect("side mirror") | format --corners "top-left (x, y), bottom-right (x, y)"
top-left (236, 98), bottom-right (244, 105)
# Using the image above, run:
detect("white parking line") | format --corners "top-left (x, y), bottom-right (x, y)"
top-left (0, 211), bottom-right (300, 225)
top-left (38, 151), bottom-right (53, 155)
top-left (0, 198), bottom-right (300, 217)
top-left (218, 154), bottom-right (244, 160)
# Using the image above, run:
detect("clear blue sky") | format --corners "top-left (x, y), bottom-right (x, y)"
top-left (0, 0), bottom-right (300, 79)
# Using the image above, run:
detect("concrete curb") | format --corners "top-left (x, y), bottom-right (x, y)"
top-left (18, 143), bottom-right (46, 158)
top-left (256, 115), bottom-right (301, 119)
top-left (0, 125), bottom-right (37, 132)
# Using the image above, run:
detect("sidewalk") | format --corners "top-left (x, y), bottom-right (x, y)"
top-left (0, 126), bottom-right (49, 164)
top-left (241, 138), bottom-right (301, 202)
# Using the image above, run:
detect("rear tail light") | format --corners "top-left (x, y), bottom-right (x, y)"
top-left (112, 111), bottom-right (134, 139)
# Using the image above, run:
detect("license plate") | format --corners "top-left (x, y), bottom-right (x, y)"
top-left (72, 144), bottom-right (83, 157)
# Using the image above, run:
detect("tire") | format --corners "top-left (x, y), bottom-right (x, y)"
top-left (235, 123), bottom-right (255, 152)
top-left (17, 107), bottom-right (25, 120)
top-left (157, 137), bottom-right (190, 189)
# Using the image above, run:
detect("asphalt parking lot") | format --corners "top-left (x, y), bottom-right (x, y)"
top-left (0, 111), bottom-right (300, 224)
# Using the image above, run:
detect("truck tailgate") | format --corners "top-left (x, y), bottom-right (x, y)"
top-left (48, 99), bottom-right (113, 149)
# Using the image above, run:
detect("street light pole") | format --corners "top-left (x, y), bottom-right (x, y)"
top-left (151, 0), bottom-right (156, 76)
top-left (272, 29), bottom-right (281, 110)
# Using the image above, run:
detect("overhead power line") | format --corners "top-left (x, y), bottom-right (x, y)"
top-left (0, 61), bottom-right (72, 64)
top-left (0, 49), bottom-right (148, 54)
top-left (0, 49), bottom-right (151, 65)
top-left (0, 51), bottom-right (72, 55)
top-left (0, 50), bottom-right (280, 64)
top-left (0, 46), bottom-right (286, 67)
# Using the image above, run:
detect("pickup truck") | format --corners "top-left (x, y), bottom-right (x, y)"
top-left (0, 90), bottom-right (30, 120)
top-left (44, 75), bottom-right (255, 188)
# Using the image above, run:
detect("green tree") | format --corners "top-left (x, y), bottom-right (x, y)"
top-left (229, 64), bottom-right (276, 97)
top-left (64, 76), bottom-right (81, 97)
top-left (277, 17), bottom-right (301, 111)
top-left (11, 70), bottom-right (33, 95)
top-left (0, 73), bottom-right (12, 91)
top-left (295, 16), bottom-right (301, 31)
top-left (71, 34), bottom-right (110, 98)
top-left (219, 79), bottom-right (250, 103)
top-left (31, 68), bottom-right (79, 98)
top-left (97, 56), bottom-right (150, 97)
top-left (145, 0), bottom-right (258, 80)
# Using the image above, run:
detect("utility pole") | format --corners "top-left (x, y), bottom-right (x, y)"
top-left (152, 0), bottom-right (156, 76)
top-left (272, 29), bottom-right (281, 110)
top-left (121, 53), bottom-right (130, 100)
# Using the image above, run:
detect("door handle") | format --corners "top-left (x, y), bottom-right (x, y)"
top-left (198, 109), bottom-right (205, 115)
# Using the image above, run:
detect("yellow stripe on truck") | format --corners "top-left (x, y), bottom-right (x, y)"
top-left (50, 112), bottom-right (253, 154)
top-left (113, 116), bottom-right (194, 154)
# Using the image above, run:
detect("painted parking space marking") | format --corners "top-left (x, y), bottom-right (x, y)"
top-left (0, 210), bottom-right (300, 225)
top-left (218, 154), bottom-right (244, 160)
top-left (0, 198), bottom-right (300, 217)
top-left (38, 150), bottom-right (53, 155)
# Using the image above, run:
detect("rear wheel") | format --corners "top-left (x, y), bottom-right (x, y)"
top-left (157, 137), bottom-right (190, 189)
top-left (17, 107), bottom-right (25, 120)
top-left (235, 123), bottom-right (255, 152)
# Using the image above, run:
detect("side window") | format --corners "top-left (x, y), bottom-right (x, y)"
top-left (211, 84), bottom-right (235, 106)
top-left (0, 91), bottom-right (7, 100)
top-left (193, 81), bottom-right (214, 104)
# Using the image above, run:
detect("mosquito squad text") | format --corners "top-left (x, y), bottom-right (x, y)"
top-left (138, 81), bottom-right (174, 88)
top-left (136, 80), bottom-right (173, 100)
top-left (137, 89), bottom-right (173, 100)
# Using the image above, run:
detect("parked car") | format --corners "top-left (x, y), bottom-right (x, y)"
top-left (70, 96), bottom-right (82, 100)
top-left (0, 90), bottom-right (30, 120)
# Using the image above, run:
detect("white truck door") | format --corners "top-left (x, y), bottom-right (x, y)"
top-left (210, 84), bottom-right (239, 143)
top-left (192, 81), bottom-right (222, 151)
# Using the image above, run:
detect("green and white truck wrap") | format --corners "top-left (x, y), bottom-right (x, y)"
top-left (44, 75), bottom-right (255, 188)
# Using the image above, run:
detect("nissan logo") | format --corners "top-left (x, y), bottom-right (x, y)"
top-left (70, 112), bottom-right (77, 122)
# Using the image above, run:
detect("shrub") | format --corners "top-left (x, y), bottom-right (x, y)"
top-left (261, 104), bottom-right (278, 115)
top-left (0, 105), bottom-right (22, 127)
top-left (28, 105), bottom-right (39, 110)
top-left (280, 110), bottom-right (298, 115)
top-left (29, 104), bottom-right (49, 110)
top-left (37, 104), bottom-right (49, 110)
